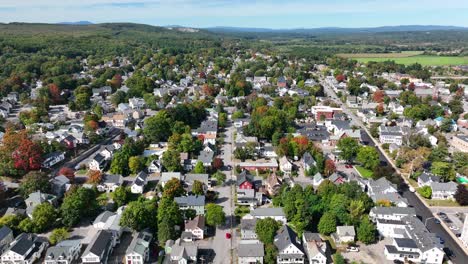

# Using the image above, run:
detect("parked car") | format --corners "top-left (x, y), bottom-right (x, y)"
top-left (225, 232), bottom-right (231, 239)
top-left (409, 186), bottom-right (415, 193)
top-left (449, 225), bottom-right (459, 231)
top-left (346, 246), bottom-right (359, 252)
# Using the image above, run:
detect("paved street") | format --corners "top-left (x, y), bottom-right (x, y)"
top-left (320, 76), bottom-right (468, 263)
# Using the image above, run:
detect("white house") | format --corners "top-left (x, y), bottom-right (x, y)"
top-left (279, 156), bottom-right (293, 175)
top-left (184, 215), bottom-right (205, 240)
top-left (42, 152), bottom-right (65, 168)
top-left (131, 171), bottom-right (148, 194)
top-left (333, 226), bottom-right (355, 244)
top-left (369, 207), bottom-right (417, 238)
top-left (238, 240), bottom-right (264, 264)
top-left (97, 174), bottom-right (123, 193)
top-left (44, 239), bottom-right (81, 264)
top-left (430, 182), bottom-right (458, 200)
top-left (302, 232), bottom-right (328, 264)
top-left (274, 225), bottom-right (305, 264)
top-left (1, 233), bottom-right (48, 264)
top-left (247, 208), bottom-right (287, 224)
top-left (81, 230), bottom-right (114, 264)
top-left (125, 231), bottom-right (153, 264)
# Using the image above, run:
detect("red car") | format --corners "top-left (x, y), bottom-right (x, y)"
top-left (225, 232), bottom-right (231, 239)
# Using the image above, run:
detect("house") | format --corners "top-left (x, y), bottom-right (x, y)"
top-left (430, 182), bottom-right (458, 200)
top-left (452, 135), bottom-right (468, 153)
top-left (265, 173), bottom-right (282, 196)
top-left (388, 102), bottom-right (405, 115)
top-left (25, 191), bottom-right (57, 217)
top-left (248, 208), bottom-right (287, 224)
top-left (274, 225), bottom-right (305, 264)
top-left (101, 113), bottom-right (128, 128)
top-left (166, 239), bottom-right (198, 263)
top-left (302, 232), bottom-right (328, 264)
top-left (262, 145), bottom-right (278, 159)
top-left (383, 216), bottom-right (444, 264)
top-left (128, 97), bottom-right (145, 109)
top-left (236, 188), bottom-right (262, 206)
top-left (125, 230), bottom-right (153, 264)
top-left (312, 173), bottom-right (324, 187)
top-left (198, 150), bottom-right (214, 167)
top-left (239, 159), bottom-right (278, 171)
top-left (160, 172), bottom-right (182, 187)
top-left (369, 207), bottom-right (416, 238)
top-left (379, 126), bottom-right (404, 145)
top-left (238, 240), bottom-right (265, 264)
top-left (49, 175), bottom-right (70, 198)
top-left (174, 195), bottom-right (205, 215)
top-left (42, 151), bottom-right (65, 168)
top-left (279, 156), bottom-right (293, 175)
top-left (302, 152), bottom-right (316, 172)
top-left (237, 171), bottom-right (254, 190)
top-left (88, 144), bottom-right (118, 171)
top-left (185, 215), bottom-right (205, 240)
top-left (311, 105), bottom-right (342, 120)
top-left (277, 76), bottom-right (287, 88)
top-left (147, 159), bottom-right (162, 173)
top-left (81, 230), bottom-right (114, 264)
top-left (184, 173), bottom-right (210, 191)
top-left (44, 239), bottom-right (81, 264)
top-left (0, 226), bottom-right (13, 255)
top-left (332, 226), bottom-right (355, 244)
top-left (97, 174), bottom-right (123, 192)
top-left (328, 173), bottom-right (346, 185)
top-left (240, 218), bottom-right (258, 240)
top-left (131, 171), bottom-right (148, 194)
top-left (1, 233), bottom-right (48, 264)
top-left (417, 173), bottom-right (440, 187)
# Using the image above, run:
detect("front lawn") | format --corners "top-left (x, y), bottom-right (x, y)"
top-left (355, 166), bottom-right (373, 179)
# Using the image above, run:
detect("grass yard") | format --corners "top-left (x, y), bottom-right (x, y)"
top-left (425, 199), bottom-right (461, 207)
top-left (338, 52), bottom-right (468, 66)
top-left (355, 166), bottom-right (373, 179)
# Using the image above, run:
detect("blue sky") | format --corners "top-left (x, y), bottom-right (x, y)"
top-left (0, 0), bottom-right (467, 28)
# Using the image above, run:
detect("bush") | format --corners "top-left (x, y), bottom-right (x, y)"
top-left (417, 186), bottom-right (432, 199)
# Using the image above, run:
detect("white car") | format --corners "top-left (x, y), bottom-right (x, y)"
top-left (409, 186), bottom-right (415, 193)
top-left (346, 246), bottom-right (359, 252)
top-left (450, 226), bottom-right (459, 231)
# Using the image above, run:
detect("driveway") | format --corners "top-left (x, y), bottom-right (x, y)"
top-left (341, 238), bottom-right (394, 264)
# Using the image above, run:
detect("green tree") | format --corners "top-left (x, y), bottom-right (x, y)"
top-left (31, 202), bottom-right (58, 232)
top-left (112, 186), bottom-right (131, 207)
top-left (264, 244), bottom-right (278, 264)
top-left (255, 217), bottom-right (281, 244)
top-left (337, 137), bottom-right (360, 162)
top-left (348, 200), bottom-right (365, 223)
top-left (120, 198), bottom-right (158, 231)
top-left (318, 212), bottom-right (337, 235)
top-left (19, 171), bottom-right (50, 197)
top-left (333, 253), bottom-right (346, 264)
top-left (0, 214), bottom-right (24, 231)
top-left (193, 161), bottom-right (205, 174)
top-left (212, 171), bottom-right (226, 185)
top-left (357, 216), bottom-right (377, 244)
top-left (162, 149), bottom-right (182, 172)
top-left (110, 151), bottom-right (130, 176)
top-left (454, 185), bottom-right (468, 206)
top-left (143, 111), bottom-right (172, 143)
top-left (356, 146), bottom-right (380, 170)
top-left (61, 187), bottom-right (99, 227)
top-left (417, 186), bottom-right (432, 199)
top-left (128, 156), bottom-right (145, 175)
top-left (431, 161), bottom-right (456, 181)
top-left (192, 180), bottom-right (204, 195)
top-left (205, 203), bottom-right (226, 227)
top-left (49, 228), bottom-right (69, 245)
top-left (158, 218), bottom-right (174, 244)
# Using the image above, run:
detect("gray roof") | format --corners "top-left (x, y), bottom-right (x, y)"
top-left (102, 174), bottom-right (123, 184)
top-left (370, 206), bottom-right (416, 216)
top-left (274, 225), bottom-right (303, 253)
top-left (184, 174), bottom-right (209, 185)
top-left (302, 232), bottom-right (322, 242)
top-left (237, 170), bottom-right (254, 186)
top-left (0, 226), bottom-right (12, 242)
top-left (251, 207), bottom-right (285, 217)
top-left (93, 211), bottom-right (116, 225)
top-left (170, 239), bottom-right (198, 260)
top-left (198, 150), bottom-right (214, 164)
top-left (303, 152), bottom-right (316, 166)
top-left (9, 233), bottom-right (46, 256)
top-left (418, 172), bottom-right (440, 184)
top-left (45, 240), bottom-right (81, 261)
top-left (337, 226), bottom-right (355, 237)
top-left (241, 218), bottom-right (257, 231)
top-left (394, 238), bottom-right (418, 249)
top-left (402, 216), bottom-right (443, 252)
top-left (126, 231), bottom-right (152, 256)
top-left (82, 230), bottom-right (113, 258)
top-left (371, 193), bottom-right (408, 205)
top-left (160, 172), bottom-right (181, 183)
top-left (430, 182), bottom-right (458, 192)
top-left (133, 171), bottom-right (148, 187)
top-left (238, 241), bottom-right (265, 257)
top-left (174, 195), bottom-right (205, 207)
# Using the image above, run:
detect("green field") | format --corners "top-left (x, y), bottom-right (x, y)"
top-left (354, 55), bottom-right (468, 66)
top-left (355, 166), bottom-right (373, 179)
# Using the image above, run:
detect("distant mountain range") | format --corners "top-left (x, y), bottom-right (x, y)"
top-left (204, 25), bottom-right (468, 34)
top-left (58, 21), bottom-right (94, 25)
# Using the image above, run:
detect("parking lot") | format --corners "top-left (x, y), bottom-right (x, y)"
top-left (341, 238), bottom-right (394, 264)
top-left (434, 211), bottom-right (466, 237)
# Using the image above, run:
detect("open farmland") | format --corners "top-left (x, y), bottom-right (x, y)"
top-left (338, 52), bottom-right (468, 66)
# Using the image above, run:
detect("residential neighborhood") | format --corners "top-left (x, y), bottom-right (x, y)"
top-left (0, 15), bottom-right (467, 264)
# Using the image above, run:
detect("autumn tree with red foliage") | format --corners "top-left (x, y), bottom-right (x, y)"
top-left (324, 159), bottom-right (336, 176)
top-left (12, 138), bottom-right (43, 171)
top-left (109, 74), bottom-right (122, 89)
top-left (85, 120), bottom-right (99, 131)
top-left (335, 74), bottom-right (346, 82)
top-left (49, 84), bottom-right (62, 104)
top-left (373, 90), bottom-right (385, 103)
top-left (376, 103), bottom-right (385, 116)
top-left (87, 170), bottom-right (102, 184)
top-left (58, 167), bottom-right (75, 181)
top-left (408, 82), bottom-right (415, 91)
top-left (212, 158), bottom-right (224, 170)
